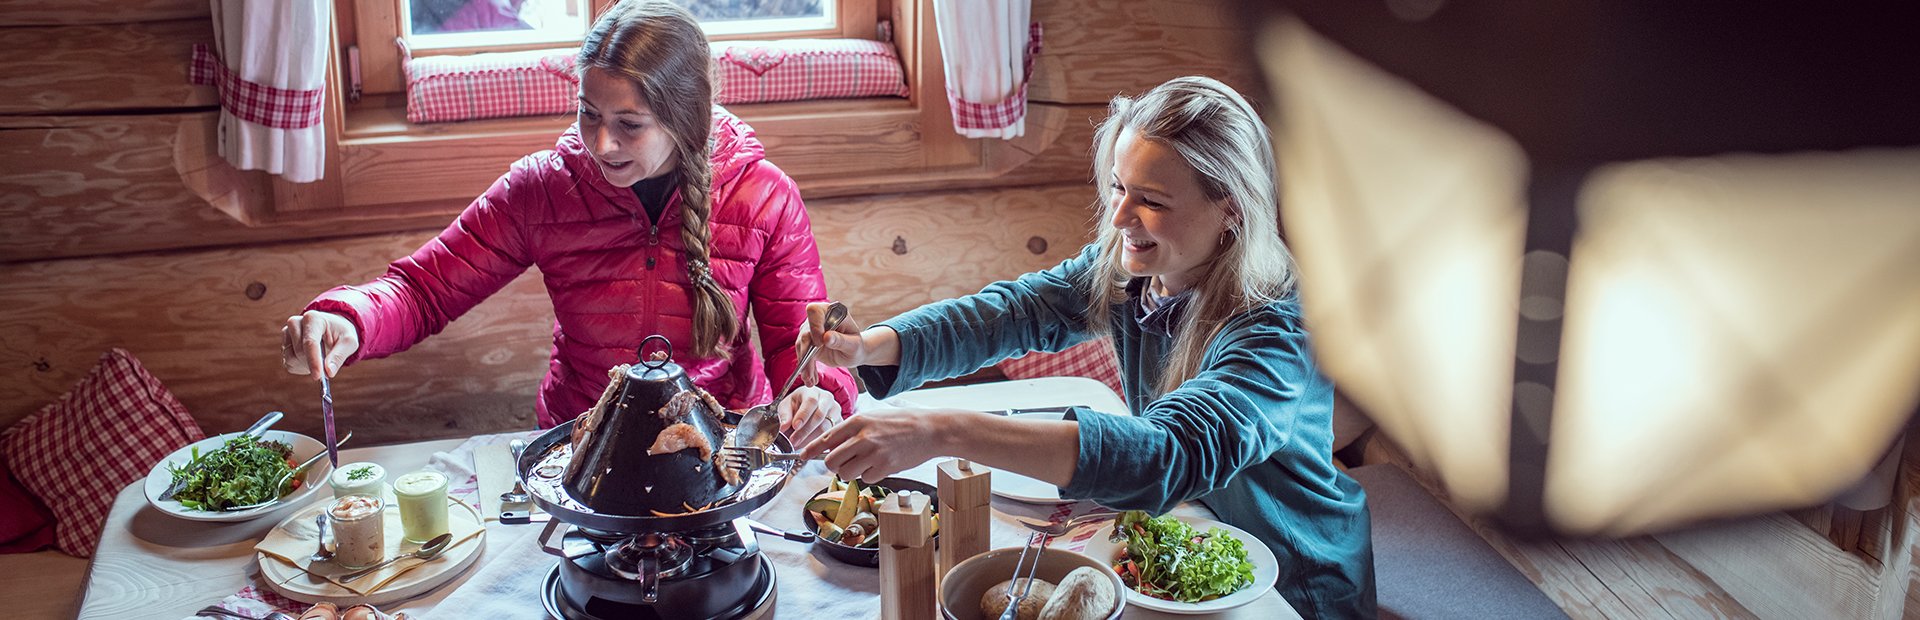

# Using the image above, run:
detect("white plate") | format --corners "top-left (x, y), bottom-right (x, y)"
top-left (1080, 515), bottom-right (1279, 615)
top-left (986, 412), bottom-right (1071, 503)
top-left (143, 430), bottom-right (331, 522)
top-left (258, 498), bottom-right (486, 606)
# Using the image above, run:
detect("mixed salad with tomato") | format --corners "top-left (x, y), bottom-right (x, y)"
top-left (1111, 510), bottom-right (1255, 603)
top-left (166, 435), bottom-right (300, 511)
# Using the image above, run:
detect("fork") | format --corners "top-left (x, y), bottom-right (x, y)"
top-left (194, 605), bottom-right (295, 620)
top-left (1014, 510), bottom-right (1122, 539)
top-left (719, 444), bottom-right (821, 472)
top-left (1000, 531), bottom-right (1051, 620)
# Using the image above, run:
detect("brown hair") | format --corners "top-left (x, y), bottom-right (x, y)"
top-left (579, 0), bottom-right (738, 358)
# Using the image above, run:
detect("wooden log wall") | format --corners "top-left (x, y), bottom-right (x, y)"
top-left (0, 0), bottom-right (1258, 439)
top-left (0, 185), bottom-right (1097, 444)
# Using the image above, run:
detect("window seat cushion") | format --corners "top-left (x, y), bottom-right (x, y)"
top-left (404, 39), bottom-right (909, 124)
top-left (1349, 463), bottom-right (1568, 619)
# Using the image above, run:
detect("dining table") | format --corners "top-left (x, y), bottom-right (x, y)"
top-left (74, 377), bottom-right (1300, 619)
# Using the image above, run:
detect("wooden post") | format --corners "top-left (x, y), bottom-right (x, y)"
top-left (879, 490), bottom-right (937, 620)
top-left (937, 458), bottom-right (992, 581)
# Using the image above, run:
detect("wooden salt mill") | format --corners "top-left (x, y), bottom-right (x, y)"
top-left (937, 458), bottom-right (991, 581)
top-left (879, 489), bottom-right (936, 620)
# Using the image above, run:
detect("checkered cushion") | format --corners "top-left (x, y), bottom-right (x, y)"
top-left (997, 338), bottom-right (1124, 397)
top-left (711, 39), bottom-right (909, 105)
top-left (405, 39), bottom-right (908, 124)
top-left (404, 46), bottom-right (580, 124)
top-left (0, 349), bottom-right (204, 556)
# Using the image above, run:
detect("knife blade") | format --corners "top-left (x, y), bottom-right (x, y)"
top-left (320, 372), bottom-right (338, 468)
top-left (161, 411), bottom-right (284, 501)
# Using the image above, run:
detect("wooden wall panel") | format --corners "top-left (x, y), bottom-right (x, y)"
top-left (1028, 0), bottom-right (1262, 106)
top-left (0, 229), bottom-right (555, 445)
top-left (0, 183), bottom-right (1096, 443)
top-left (0, 0), bottom-right (204, 25)
top-left (809, 183), bottom-right (1099, 322)
top-left (0, 113), bottom-right (457, 263)
top-left (0, 19), bottom-right (215, 114)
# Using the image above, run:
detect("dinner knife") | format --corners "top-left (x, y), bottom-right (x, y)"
top-left (320, 372), bottom-right (338, 468)
top-left (160, 410), bottom-right (284, 500)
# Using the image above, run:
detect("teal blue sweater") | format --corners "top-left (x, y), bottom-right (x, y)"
top-left (859, 245), bottom-right (1376, 619)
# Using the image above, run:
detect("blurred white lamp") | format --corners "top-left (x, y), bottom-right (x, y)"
top-left (1254, 7), bottom-right (1920, 535)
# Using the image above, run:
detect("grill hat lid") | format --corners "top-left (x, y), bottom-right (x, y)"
top-left (563, 335), bottom-right (735, 517)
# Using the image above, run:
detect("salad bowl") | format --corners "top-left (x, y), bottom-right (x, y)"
top-left (143, 430), bottom-right (330, 522)
top-left (1079, 514), bottom-right (1279, 615)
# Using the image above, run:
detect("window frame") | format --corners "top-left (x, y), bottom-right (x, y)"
top-left (284, 0), bottom-right (1047, 220)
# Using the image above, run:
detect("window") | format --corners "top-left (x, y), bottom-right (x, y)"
top-left (680, 0), bottom-right (838, 37)
top-left (405, 0), bottom-right (590, 50)
top-left (402, 0), bottom-right (843, 52)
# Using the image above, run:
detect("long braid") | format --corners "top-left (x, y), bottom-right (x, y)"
top-left (678, 137), bottom-right (738, 358)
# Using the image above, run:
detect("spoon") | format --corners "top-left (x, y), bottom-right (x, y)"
top-left (307, 513), bottom-right (334, 564)
top-left (339, 532), bottom-right (453, 583)
top-left (733, 302), bottom-right (849, 450)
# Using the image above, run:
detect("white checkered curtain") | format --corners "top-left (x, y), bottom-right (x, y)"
top-left (932, 0), bottom-right (1030, 139)
top-left (208, 0), bottom-right (332, 182)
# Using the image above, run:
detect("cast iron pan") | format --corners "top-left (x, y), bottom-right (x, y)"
top-left (801, 477), bottom-right (939, 568)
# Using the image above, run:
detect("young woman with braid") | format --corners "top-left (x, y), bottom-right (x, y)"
top-left (280, 0), bottom-right (855, 440)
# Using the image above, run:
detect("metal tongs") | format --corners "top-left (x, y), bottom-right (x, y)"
top-left (721, 301), bottom-right (848, 472)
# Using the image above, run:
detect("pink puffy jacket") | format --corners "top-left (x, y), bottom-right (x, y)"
top-left (309, 109), bottom-right (858, 428)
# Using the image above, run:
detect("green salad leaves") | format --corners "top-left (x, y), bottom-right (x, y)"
top-left (166, 435), bottom-right (296, 511)
top-left (1112, 510), bottom-right (1255, 603)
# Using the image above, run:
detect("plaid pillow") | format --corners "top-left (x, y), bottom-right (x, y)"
top-left (997, 338), bottom-right (1124, 397)
top-left (0, 349), bottom-right (204, 556)
top-left (711, 39), bottom-right (909, 105)
top-left (404, 39), bottom-right (909, 124)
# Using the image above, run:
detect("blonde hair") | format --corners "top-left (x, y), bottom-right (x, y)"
top-left (579, 0), bottom-right (738, 358)
top-left (1084, 76), bottom-right (1298, 394)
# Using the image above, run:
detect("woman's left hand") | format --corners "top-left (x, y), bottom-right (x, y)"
top-left (776, 385), bottom-right (841, 447)
top-left (799, 408), bottom-right (961, 483)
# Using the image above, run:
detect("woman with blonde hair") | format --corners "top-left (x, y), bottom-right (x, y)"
top-left (797, 76), bottom-right (1375, 618)
top-left (281, 0), bottom-right (856, 440)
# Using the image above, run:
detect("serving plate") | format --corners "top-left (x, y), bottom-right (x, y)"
top-left (1079, 515), bottom-right (1279, 615)
top-left (142, 430), bottom-right (330, 523)
top-left (258, 497), bottom-right (485, 606)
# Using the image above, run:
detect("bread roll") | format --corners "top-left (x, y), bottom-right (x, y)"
top-left (981, 577), bottom-right (1056, 620)
top-left (1038, 567), bottom-right (1117, 620)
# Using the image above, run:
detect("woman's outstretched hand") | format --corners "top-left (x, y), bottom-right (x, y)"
top-left (776, 385), bottom-right (841, 447)
top-left (282, 311), bottom-right (359, 379)
top-left (798, 407), bottom-right (961, 484)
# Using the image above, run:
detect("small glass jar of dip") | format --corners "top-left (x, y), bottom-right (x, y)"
top-left (327, 494), bottom-right (386, 569)
top-left (392, 470), bottom-right (450, 544)
top-left (329, 462), bottom-right (386, 498)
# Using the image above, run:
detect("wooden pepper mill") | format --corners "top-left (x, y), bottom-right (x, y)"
top-left (879, 489), bottom-right (937, 620)
top-left (937, 458), bottom-right (991, 582)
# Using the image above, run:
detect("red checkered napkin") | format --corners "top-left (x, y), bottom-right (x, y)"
top-left (0, 349), bottom-right (204, 557)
